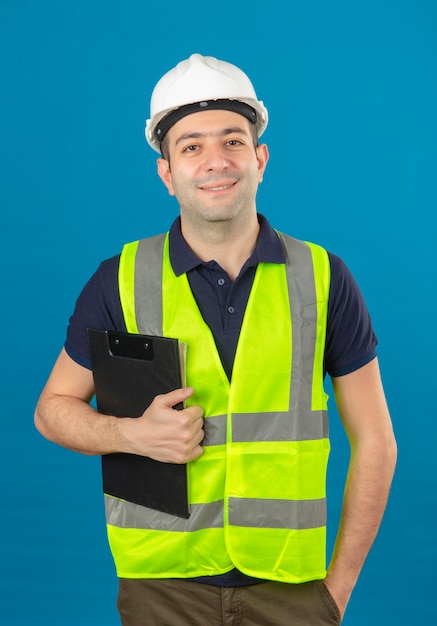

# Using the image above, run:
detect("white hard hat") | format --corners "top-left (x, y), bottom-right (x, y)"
top-left (145, 53), bottom-right (268, 153)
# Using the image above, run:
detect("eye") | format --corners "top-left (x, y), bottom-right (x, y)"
top-left (183, 144), bottom-right (200, 153)
top-left (226, 139), bottom-right (243, 147)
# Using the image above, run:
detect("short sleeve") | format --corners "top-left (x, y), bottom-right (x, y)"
top-left (64, 255), bottom-right (126, 369)
top-left (325, 253), bottom-right (378, 377)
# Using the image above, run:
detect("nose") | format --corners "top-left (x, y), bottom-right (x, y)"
top-left (204, 144), bottom-right (229, 172)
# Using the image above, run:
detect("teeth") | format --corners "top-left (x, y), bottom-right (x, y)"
top-left (205, 184), bottom-right (232, 191)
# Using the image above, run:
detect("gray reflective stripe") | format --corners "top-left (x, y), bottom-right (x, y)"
top-left (204, 410), bottom-right (327, 445)
top-left (203, 414), bottom-right (227, 446)
top-left (279, 234), bottom-right (321, 420)
top-left (105, 495), bottom-right (223, 531)
top-left (105, 494), bottom-right (325, 531)
top-left (228, 497), bottom-right (326, 530)
top-left (232, 410), bottom-right (328, 442)
top-left (134, 234), bottom-right (166, 336)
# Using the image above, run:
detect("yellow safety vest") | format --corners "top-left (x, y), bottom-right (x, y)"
top-left (105, 231), bottom-right (331, 583)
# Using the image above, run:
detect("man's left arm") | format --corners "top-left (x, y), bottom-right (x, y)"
top-left (324, 357), bottom-right (397, 619)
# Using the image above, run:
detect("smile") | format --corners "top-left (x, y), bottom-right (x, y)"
top-left (199, 182), bottom-right (237, 192)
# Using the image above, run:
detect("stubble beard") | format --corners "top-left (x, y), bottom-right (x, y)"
top-left (177, 172), bottom-right (259, 233)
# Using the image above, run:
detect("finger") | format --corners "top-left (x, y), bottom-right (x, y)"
top-left (185, 442), bottom-right (204, 462)
top-left (155, 386), bottom-right (194, 408)
top-left (183, 404), bottom-right (204, 422)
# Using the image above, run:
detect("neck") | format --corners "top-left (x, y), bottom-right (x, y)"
top-left (180, 213), bottom-right (260, 280)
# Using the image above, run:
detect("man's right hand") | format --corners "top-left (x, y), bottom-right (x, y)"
top-left (119, 387), bottom-right (205, 463)
top-left (35, 350), bottom-right (204, 461)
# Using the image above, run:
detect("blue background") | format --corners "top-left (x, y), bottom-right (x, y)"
top-left (1, 1), bottom-right (436, 624)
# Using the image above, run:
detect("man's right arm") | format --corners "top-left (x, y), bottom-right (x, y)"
top-left (34, 348), bottom-right (204, 463)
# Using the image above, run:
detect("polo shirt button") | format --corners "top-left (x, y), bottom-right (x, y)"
top-left (227, 306), bottom-right (235, 314)
top-left (217, 278), bottom-right (225, 286)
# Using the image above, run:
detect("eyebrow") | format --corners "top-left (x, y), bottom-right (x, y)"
top-left (174, 126), bottom-right (249, 147)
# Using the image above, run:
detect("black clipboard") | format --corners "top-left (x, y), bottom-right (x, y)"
top-left (87, 328), bottom-right (190, 518)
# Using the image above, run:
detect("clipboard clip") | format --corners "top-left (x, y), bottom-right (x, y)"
top-left (108, 330), bottom-right (155, 361)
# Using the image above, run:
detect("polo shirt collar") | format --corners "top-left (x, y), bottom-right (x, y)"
top-left (169, 213), bottom-right (286, 277)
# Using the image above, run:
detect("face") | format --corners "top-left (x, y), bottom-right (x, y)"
top-left (156, 109), bottom-right (269, 229)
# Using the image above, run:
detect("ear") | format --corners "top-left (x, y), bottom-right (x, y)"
top-left (157, 158), bottom-right (175, 196)
top-left (256, 144), bottom-right (269, 183)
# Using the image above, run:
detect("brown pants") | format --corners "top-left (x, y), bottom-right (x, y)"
top-left (117, 578), bottom-right (341, 626)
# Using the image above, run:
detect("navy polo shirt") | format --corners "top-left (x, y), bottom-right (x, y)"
top-left (64, 213), bottom-right (377, 587)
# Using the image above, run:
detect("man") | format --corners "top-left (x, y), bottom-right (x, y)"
top-left (35, 53), bottom-right (397, 625)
